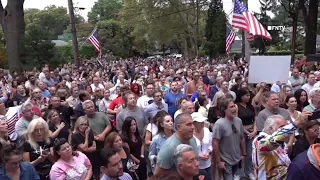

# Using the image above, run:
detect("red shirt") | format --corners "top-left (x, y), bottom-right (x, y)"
top-left (108, 97), bottom-right (124, 127)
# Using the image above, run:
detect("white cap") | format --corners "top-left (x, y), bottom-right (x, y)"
top-left (191, 112), bottom-right (207, 123)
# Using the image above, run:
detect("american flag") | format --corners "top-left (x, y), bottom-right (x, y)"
top-left (226, 24), bottom-right (236, 53)
top-left (5, 106), bottom-right (21, 139)
top-left (87, 27), bottom-right (101, 52)
top-left (232, 0), bottom-right (272, 41)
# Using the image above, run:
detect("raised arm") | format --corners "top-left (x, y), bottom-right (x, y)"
top-left (255, 112), bottom-right (310, 153)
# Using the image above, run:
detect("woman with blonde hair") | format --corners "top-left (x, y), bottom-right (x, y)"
top-left (23, 118), bottom-right (54, 180)
top-left (71, 116), bottom-right (99, 180)
top-left (47, 109), bottom-right (70, 141)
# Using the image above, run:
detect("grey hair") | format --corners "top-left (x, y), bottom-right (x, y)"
top-left (263, 115), bottom-right (284, 134)
top-left (216, 76), bottom-right (224, 83)
top-left (21, 102), bottom-right (33, 112)
top-left (82, 100), bottom-right (94, 109)
top-left (309, 88), bottom-right (320, 99)
top-left (173, 144), bottom-right (194, 166)
top-left (175, 113), bottom-right (192, 130)
top-left (181, 101), bottom-right (193, 111)
top-left (211, 91), bottom-right (225, 107)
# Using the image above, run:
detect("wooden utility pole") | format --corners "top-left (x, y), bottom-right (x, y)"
top-left (196, 0), bottom-right (200, 57)
top-left (241, 0), bottom-right (249, 60)
top-left (67, 0), bottom-right (80, 68)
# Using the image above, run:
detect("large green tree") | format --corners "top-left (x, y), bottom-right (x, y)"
top-left (119, 0), bottom-right (208, 57)
top-left (204, 0), bottom-right (226, 57)
top-left (24, 6), bottom-right (70, 67)
top-left (88, 0), bottom-right (123, 24)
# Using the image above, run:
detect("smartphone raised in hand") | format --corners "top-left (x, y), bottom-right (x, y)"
top-left (307, 111), bottom-right (320, 121)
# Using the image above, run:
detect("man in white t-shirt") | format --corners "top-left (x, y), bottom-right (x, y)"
top-left (302, 74), bottom-right (316, 95)
top-left (90, 76), bottom-right (105, 92)
top-left (137, 83), bottom-right (155, 109)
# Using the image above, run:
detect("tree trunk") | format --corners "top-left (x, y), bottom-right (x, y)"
top-left (0, 0), bottom-right (25, 73)
top-left (290, 19), bottom-right (297, 64)
top-left (301, 0), bottom-right (319, 55)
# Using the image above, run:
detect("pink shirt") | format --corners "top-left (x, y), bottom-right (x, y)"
top-left (50, 151), bottom-right (91, 180)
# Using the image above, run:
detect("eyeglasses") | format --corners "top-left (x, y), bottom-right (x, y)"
top-left (232, 124), bottom-right (238, 134)
top-left (6, 159), bottom-right (23, 166)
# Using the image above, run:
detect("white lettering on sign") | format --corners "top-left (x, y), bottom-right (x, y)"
top-left (267, 26), bottom-right (286, 31)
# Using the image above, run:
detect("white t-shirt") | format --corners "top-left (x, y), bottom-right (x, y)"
top-left (193, 128), bottom-right (212, 169)
top-left (301, 83), bottom-right (314, 95)
top-left (137, 96), bottom-right (153, 109)
top-left (90, 83), bottom-right (105, 92)
top-left (146, 123), bottom-right (158, 137)
top-left (174, 109), bottom-right (182, 120)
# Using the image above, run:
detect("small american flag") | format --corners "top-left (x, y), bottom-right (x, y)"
top-left (87, 27), bottom-right (101, 52)
top-left (5, 106), bottom-right (21, 138)
top-left (226, 24), bottom-right (236, 53)
top-left (232, 0), bottom-right (272, 41)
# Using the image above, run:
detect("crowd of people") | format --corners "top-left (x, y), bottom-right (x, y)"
top-left (0, 57), bottom-right (319, 180)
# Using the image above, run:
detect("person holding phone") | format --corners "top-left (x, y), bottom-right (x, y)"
top-left (23, 118), bottom-right (54, 180)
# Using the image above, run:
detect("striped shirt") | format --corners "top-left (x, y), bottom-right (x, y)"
top-left (100, 173), bottom-right (133, 180)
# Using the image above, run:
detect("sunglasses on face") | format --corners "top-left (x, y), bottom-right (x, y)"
top-left (232, 124), bottom-right (238, 134)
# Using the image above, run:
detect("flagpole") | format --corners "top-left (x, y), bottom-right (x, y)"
top-left (68, 0), bottom-right (80, 68)
top-left (244, 0), bottom-right (251, 62)
top-left (241, 0), bottom-right (248, 61)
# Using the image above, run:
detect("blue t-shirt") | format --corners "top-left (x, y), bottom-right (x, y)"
top-left (0, 162), bottom-right (40, 180)
top-left (164, 91), bottom-right (185, 117)
top-left (190, 92), bottom-right (199, 102)
top-left (42, 90), bottom-right (51, 98)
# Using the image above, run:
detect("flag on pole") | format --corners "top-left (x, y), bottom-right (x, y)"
top-left (226, 24), bottom-right (236, 53)
top-left (87, 27), bottom-right (101, 53)
top-left (232, 0), bottom-right (272, 41)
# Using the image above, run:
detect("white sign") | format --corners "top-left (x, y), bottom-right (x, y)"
top-left (248, 56), bottom-right (291, 84)
top-left (267, 26), bottom-right (286, 31)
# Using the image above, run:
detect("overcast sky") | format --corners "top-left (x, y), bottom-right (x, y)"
top-left (1, 0), bottom-right (262, 21)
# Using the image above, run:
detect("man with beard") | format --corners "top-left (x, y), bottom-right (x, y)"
top-left (212, 98), bottom-right (246, 180)
top-left (164, 82), bottom-right (185, 118)
top-left (25, 74), bottom-right (37, 92)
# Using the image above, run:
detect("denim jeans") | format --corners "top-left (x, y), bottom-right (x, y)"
top-left (202, 165), bottom-right (213, 180)
top-left (222, 162), bottom-right (241, 180)
top-left (244, 135), bottom-right (253, 176)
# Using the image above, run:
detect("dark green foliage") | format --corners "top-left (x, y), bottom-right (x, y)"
top-left (204, 0), bottom-right (227, 58)
top-left (88, 0), bottom-right (123, 24)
